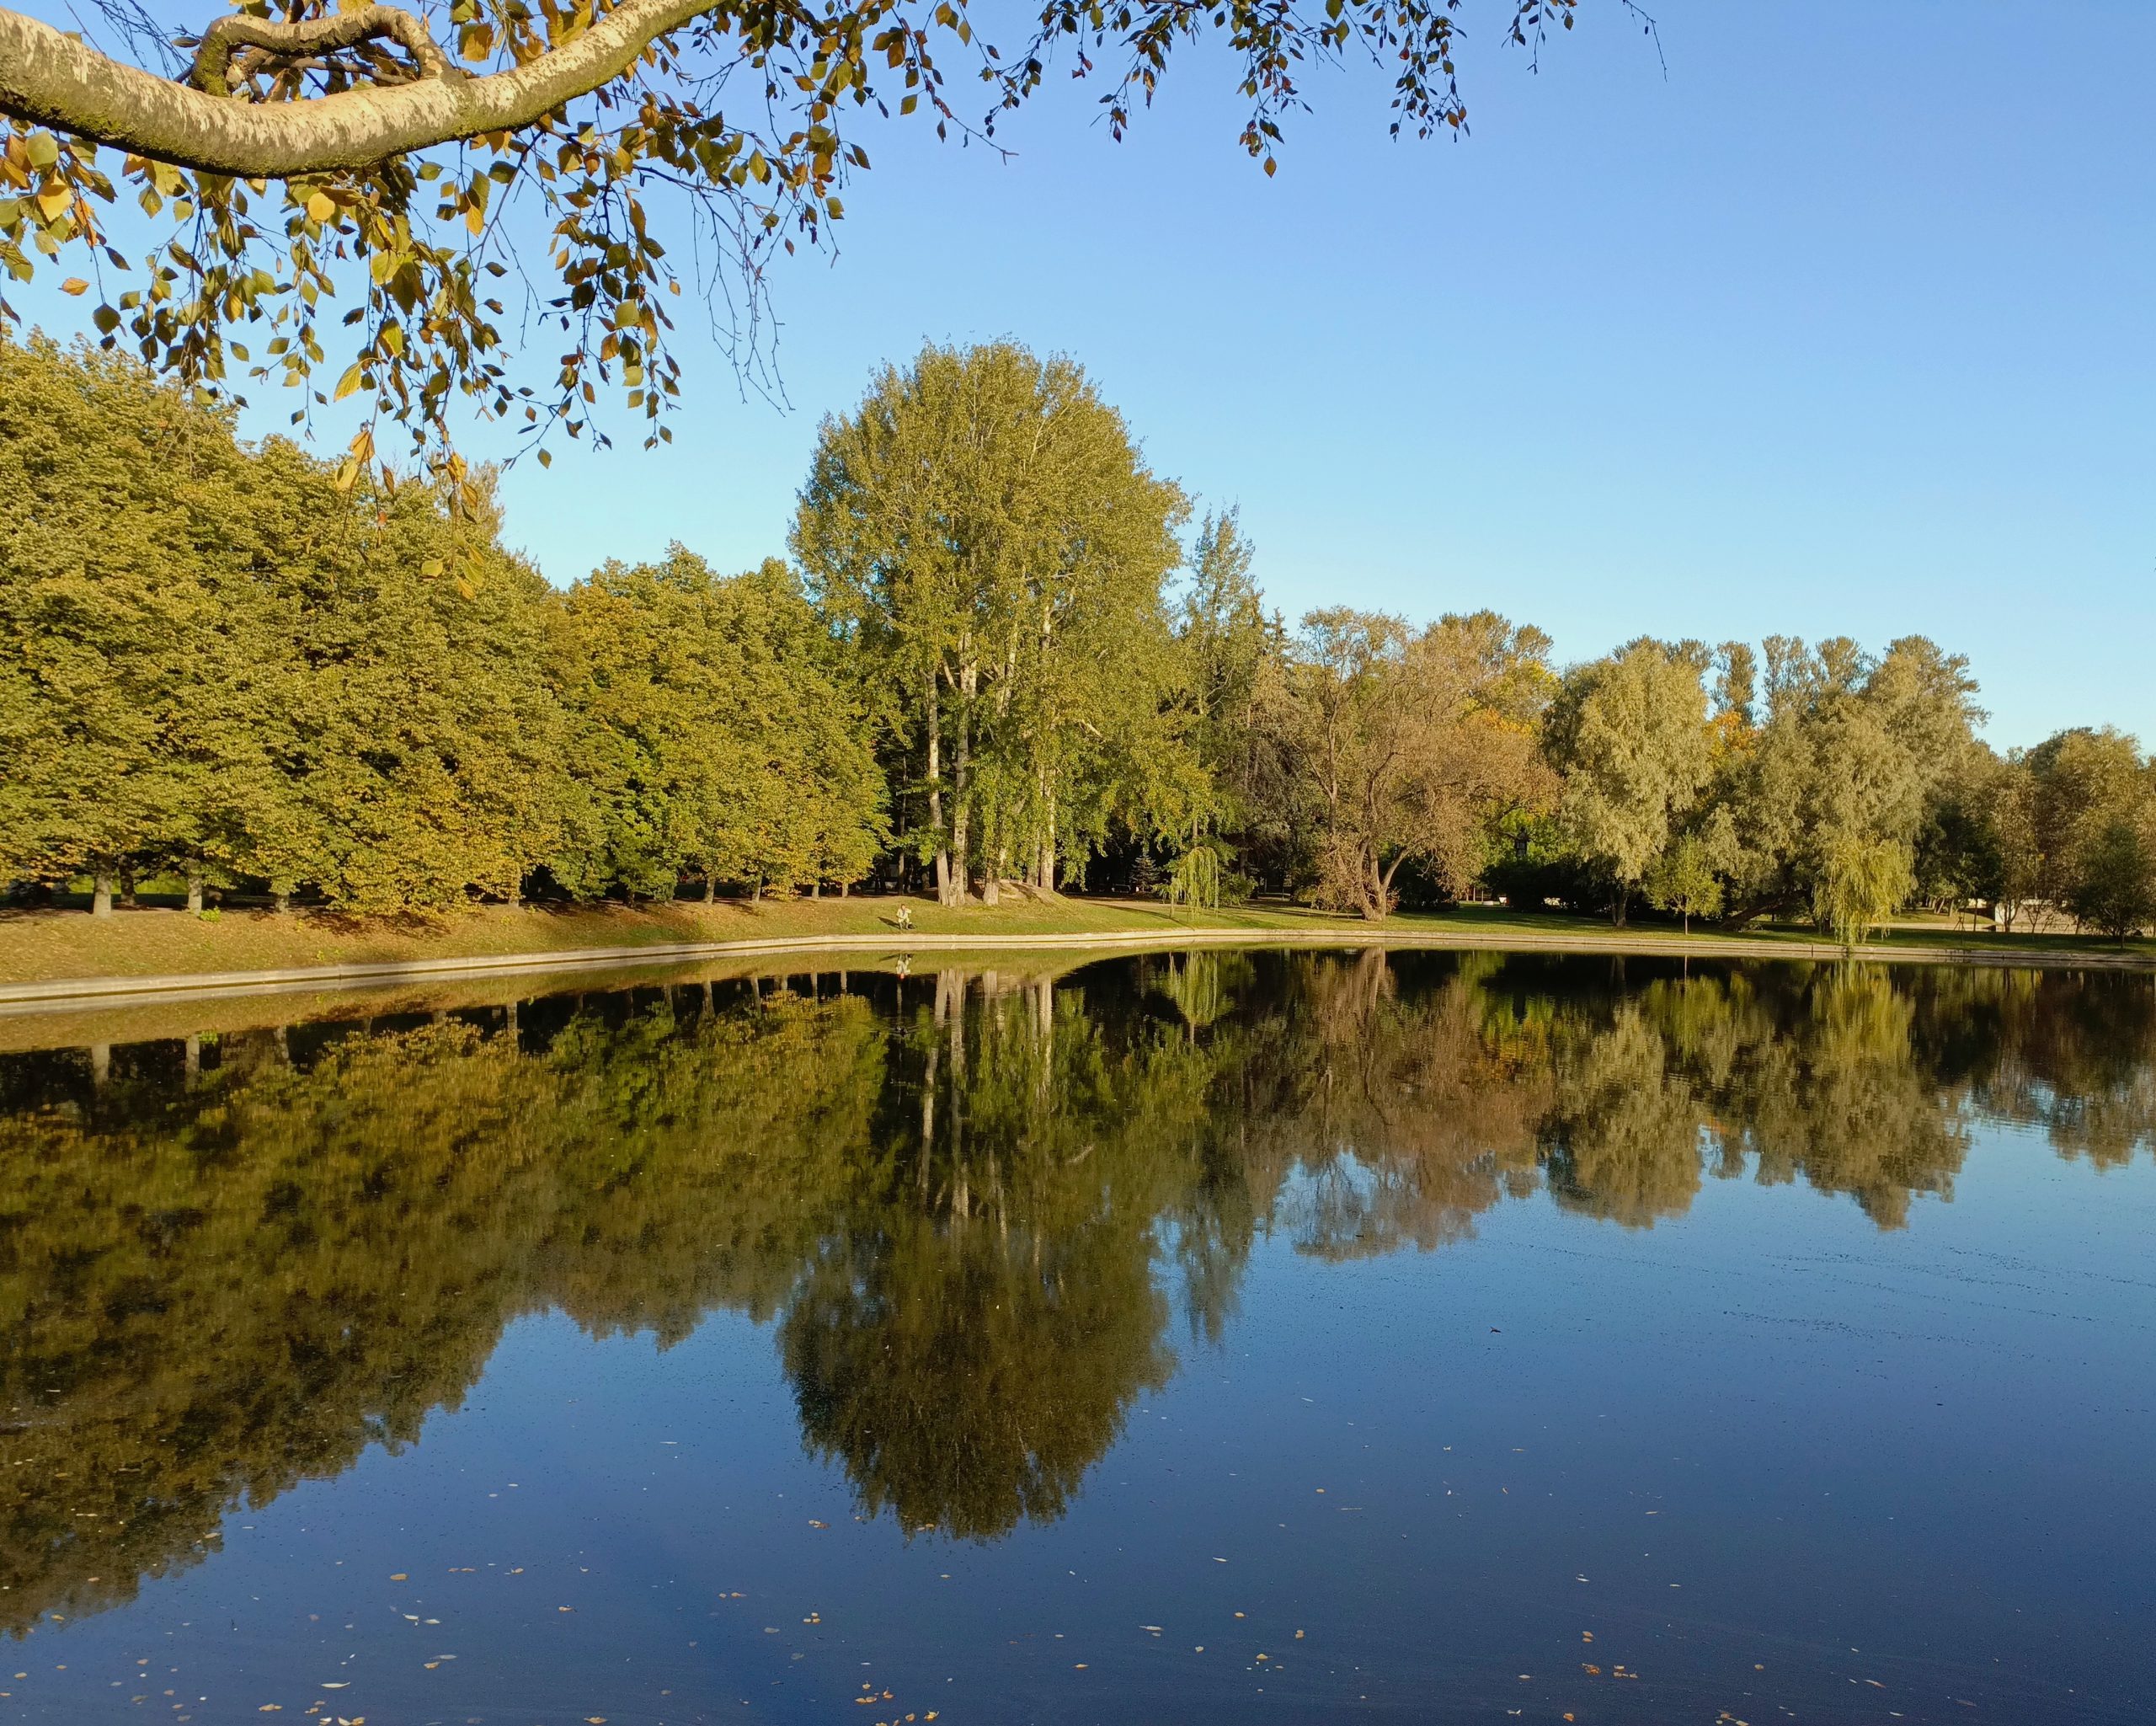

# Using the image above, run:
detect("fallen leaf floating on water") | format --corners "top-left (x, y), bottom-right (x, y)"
top-left (388, 1574), bottom-right (407, 1583)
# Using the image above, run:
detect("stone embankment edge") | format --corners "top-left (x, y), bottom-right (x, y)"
top-left (2, 924), bottom-right (2148, 1014)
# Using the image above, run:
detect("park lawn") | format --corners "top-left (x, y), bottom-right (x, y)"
top-left (0, 893), bottom-right (1365, 986)
top-left (1, 893), bottom-right (2149, 987)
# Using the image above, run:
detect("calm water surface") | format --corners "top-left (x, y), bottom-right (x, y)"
top-left (2, 950), bottom-right (2152, 1724)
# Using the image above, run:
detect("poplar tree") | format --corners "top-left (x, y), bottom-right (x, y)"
top-left (795, 342), bottom-right (1188, 902)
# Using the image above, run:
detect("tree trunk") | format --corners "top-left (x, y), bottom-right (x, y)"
top-left (1033, 758), bottom-right (1059, 891)
top-left (1362, 852), bottom-right (1389, 922)
top-left (704, 874), bottom-right (717, 904)
top-left (274, 888), bottom-right (291, 915)
top-left (1375, 851), bottom-right (1414, 919)
top-left (89, 1042), bottom-right (111, 1087)
top-left (811, 879), bottom-right (821, 900)
top-left (119, 868), bottom-right (136, 907)
top-left (186, 871), bottom-right (205, 913)
top-left (926, 675), bottom-right (952, 907)
top-left (949, 665), bottom-right (975, 905)
top-left (91, 872), bottom-right (115, 917)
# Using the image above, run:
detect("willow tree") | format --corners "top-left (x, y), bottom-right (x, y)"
top-left (0, 2), bottom-right (1614, 487)
top-left (794, 341), bottom-right (1187, 903)
top-left (1711, 635), bottom-right (1984, 932)
top-left (1543, 638), bottom-right (1716, 925)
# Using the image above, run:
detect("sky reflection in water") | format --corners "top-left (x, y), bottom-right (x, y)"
top-left (2, 949), bottom-right (2152, 1723)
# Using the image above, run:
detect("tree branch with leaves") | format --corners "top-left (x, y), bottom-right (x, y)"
top-left (3, 0), bottom-right (1634, 499)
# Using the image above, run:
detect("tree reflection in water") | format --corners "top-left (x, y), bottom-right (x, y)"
top-left (3, 951), bottom-right (2151, 1633)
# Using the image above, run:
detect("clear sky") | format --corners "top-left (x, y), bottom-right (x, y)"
top-left (14, 2), bottom-right (2153, 748)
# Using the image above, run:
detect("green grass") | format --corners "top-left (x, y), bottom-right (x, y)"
top-left (1, 891), bottom-right (2149, 987)
top-left (0, 893), bottom-right (1342, 986)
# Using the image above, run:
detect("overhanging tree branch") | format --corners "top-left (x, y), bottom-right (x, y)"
top-left (1, 0), bottom-right (712, 175)
top-left (1, 0), bottom-right (1631, 485)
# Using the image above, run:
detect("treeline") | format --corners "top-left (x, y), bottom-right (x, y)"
top-left (0, 336), bottom-right (883, 913)
top-left (5, 333), bottom-right (2153, 936)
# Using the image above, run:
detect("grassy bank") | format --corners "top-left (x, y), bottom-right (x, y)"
top-left (0, 893), bottom-right (1340, 986)
top-left (2, 892), bottom-right (2152, 989)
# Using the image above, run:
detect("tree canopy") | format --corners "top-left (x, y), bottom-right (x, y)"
top-left (795, 340), bottom-right (1189, 903)
top-left (1, 328), bottom-right (885, 911)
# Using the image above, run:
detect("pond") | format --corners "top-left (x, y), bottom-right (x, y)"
top-left (2, 948), bottom-right (2152, 1724)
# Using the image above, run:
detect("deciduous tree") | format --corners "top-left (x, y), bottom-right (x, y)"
top-left (1543, 638), bottom-right (1712, 924)
top-left (795, 342), bottom-right (1187, 902)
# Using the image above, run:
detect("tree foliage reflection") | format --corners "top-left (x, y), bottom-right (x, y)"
top-left (3, 954), bottom-right (2151, 1632)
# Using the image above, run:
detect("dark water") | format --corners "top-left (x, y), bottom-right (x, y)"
top-left (3, 949), bottom-right (2153, 1725)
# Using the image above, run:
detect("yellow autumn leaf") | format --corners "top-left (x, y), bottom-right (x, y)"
top-left (59, 277), bottom-right (88, 296)
top-left (307, 191), bottom-right (337, 223)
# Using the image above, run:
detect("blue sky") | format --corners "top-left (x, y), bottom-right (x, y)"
top-left (15, 3), bottom-right (2153, 747)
